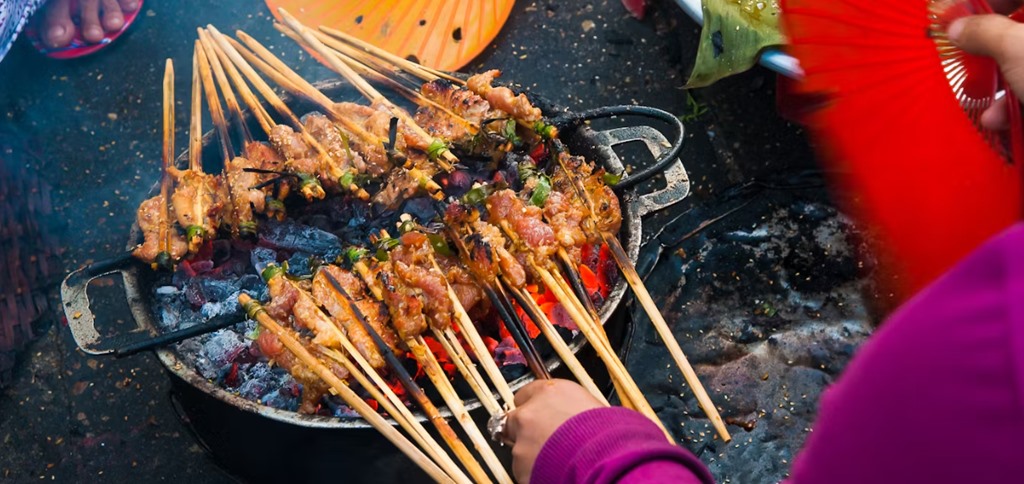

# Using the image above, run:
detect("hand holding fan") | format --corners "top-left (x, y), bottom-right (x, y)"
top-left (781, 0), bottom-right (1024, 296)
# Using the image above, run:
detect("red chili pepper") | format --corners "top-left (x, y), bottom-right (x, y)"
top-left (529, 142), bottom-right (548, 162)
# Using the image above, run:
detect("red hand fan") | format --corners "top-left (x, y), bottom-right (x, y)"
top-left (780, 0), bottom-right (1024, 297)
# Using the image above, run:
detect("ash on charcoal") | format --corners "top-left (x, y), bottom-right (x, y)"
top-left (626, 187), bottom-right (874, 484)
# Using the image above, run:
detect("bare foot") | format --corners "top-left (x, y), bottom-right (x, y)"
top-left (41, 0), bottom-right (140, 49)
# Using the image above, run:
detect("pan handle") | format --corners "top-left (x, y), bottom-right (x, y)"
top-left (589, 124), bottom-right (691, 218)
top-left (60, 253), bottom-right (150, 355)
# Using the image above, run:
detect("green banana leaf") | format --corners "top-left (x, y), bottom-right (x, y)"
top-left (686, 0), bottom-right (785, 88)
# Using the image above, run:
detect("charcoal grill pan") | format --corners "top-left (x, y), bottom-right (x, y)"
top-left (60, 80), bottom-right (691, 482)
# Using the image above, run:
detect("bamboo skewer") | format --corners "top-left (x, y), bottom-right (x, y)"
top-left (282, 26), bottom-right (478, 135)
top-left (207, 26), bottom-right (369, 200)
top-left (271, 274), bottom-right (469, 483)
top-left (320, 271), bottom-right (493, 484)
top-left (196, 39), bottom-right (234, 162)
top-left (189, 47), bottom-right (204, 174)
top-left (527, 261), bottom-right (672, 438)
top-left (232, 29), bottom-right (391, 150)
top-left (430, 326), bottom-right (501, 417)
top-left (229, 29), bottom-right (446, 201)
top-left (318, 25), bottom-right (457, 84)
top-left (408, 336), bottom-right (513, 484)
top-left (203, 27), bottom-right (328, 201)
top-left (155, 59), bottom-right (175, 271)
top-left (348, 257), bottom-right (504, 417)
top-left (602, 234), bottom-right (730, 441)
top-left (199, 29), bottom-right (275, 138)
top-left (276, 8), bottom-right (458, 171)
top-left (423, 255), bottom-right (517, 409)
top-left (500, 281), bottom-right (609, 405)
top-left (237, 294), bottom-right (452, 483)
top-left (198, 28), bottom-right (256, 144)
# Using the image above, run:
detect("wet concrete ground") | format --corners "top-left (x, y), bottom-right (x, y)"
top-left (0, 0), bottom-right (870, 482)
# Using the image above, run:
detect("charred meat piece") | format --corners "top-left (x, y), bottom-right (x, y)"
top-left (466, 70), bottom-right (542, 124)
top-left (421, 79), bottom-right (501, 127)
top-left (269, 124), bottom-right (312, 160)
top-left (543, 190), bottom-right (588, 249)
top-left (485, 189), bottom-right (557, 259)
top-left (170, 169), bottom-right (226, 253)
top-left (312, 265), bottom-right (400, 369)
top-left (223, 156), bottom-right (263, 234)
top-left (132, 195), bottom-right (188, 263)
top-left (390, 231), bottom-right (454, 331)
top-left (549, 153), bottom-right (622, 239)
top-left (434, 253), bottom-right (489, 317)
top-left (377, 264), bottom-right (428, 341)
top-left (265, 274), bottom-right (300, 322)
top-left (303, 112), bottom-right (370, 175)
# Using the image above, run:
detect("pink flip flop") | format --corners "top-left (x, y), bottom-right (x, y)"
top-left (24, 0), bottom-right (143, 59)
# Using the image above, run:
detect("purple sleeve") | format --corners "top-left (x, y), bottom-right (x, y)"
top-left (788, 223), bottom-right (1024, 483)
top-left (531, 407), bottom-right (714, 484)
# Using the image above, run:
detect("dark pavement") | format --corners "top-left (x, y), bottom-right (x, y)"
top-left (0, 0), bottom-right (853, 482)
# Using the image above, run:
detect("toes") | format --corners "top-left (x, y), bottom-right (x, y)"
top-left (79, 0), bottom-right (105, 43)
top-left (41, 0), bottom-right (75, 48)
top-left (100, 0), bottom-right (125, 31)
top-left (118, 0), bottom-right (139, 13)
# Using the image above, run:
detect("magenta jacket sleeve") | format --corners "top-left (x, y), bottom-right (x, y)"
top-left (531, 407), bottom-right (715, 483)
top-left (787, 223), bottom-right (1024, 483)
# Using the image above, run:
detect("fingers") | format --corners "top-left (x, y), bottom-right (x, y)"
top-left (100, 0), bottom-right (125, 32)
top-left (513, 379), bottom-right (558, 407)
top-left (949, 14), bottom-right (1024, 99)
top-left (948, 14), bottom-right (1024, 63)
top-left (981, 97), bottom-right (1011, 131)
top-left (79, 0), bottom-right (104, 43)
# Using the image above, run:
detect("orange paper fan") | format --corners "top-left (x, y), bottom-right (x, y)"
top-left (265, 0), bottom-right (516, 71)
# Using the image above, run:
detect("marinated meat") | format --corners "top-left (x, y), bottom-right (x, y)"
top-left (170, 169), bottom-right (225, 252)
top-left (132, 195), bottom-right (188, 263)
top-left (291, 293), bottom-right (343, 349)
top-left (377, 265), bottom-right (428, 340)
top-left (471, 221), bottom-right (527, 287)
top-left (223, 156), bottom-right (263, 231)
top-left (269, 124), bottom-right (312, 160)
top-left (486, 189), bottom-right (557, 259)
top-left (312, 266), bottom-right (398, 369)
top-left (420, 79), bottom-right (501, 126)
top-left (265, 274), bottom-right (299, 322)
top-left (303, 112), bottom-right (370, 175)
top-left (435, 254), bottom-right (488, 316)
top-left (466, 70), bottom-right (542, 123)
top-left (543, 190), bottom-right (588, 249)
top-left (391, 232), bottom-right (453, 330)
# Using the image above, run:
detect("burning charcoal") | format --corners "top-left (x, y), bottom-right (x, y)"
top-left (250, 247), bottom-right (279, 276)
top-left (286, 253), bottom-right (314, 277)
top-left (493, 336), bottom-right (527, 367)
top-left (400, 198), bottom-right (437, 224)
top-left (198, 278), bottom-right (239, 303)
top-left (199, 292), bottom-right (240, 319)
top-left (259, 219), bottom-right (342, 258)
top-left (195, 330), bottom-right (249, 381)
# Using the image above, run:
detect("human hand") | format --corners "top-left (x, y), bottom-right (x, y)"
top-left (947, 1), bottom-right (1024, 130)
top-left (504, 379), bottom-right (605, 483)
